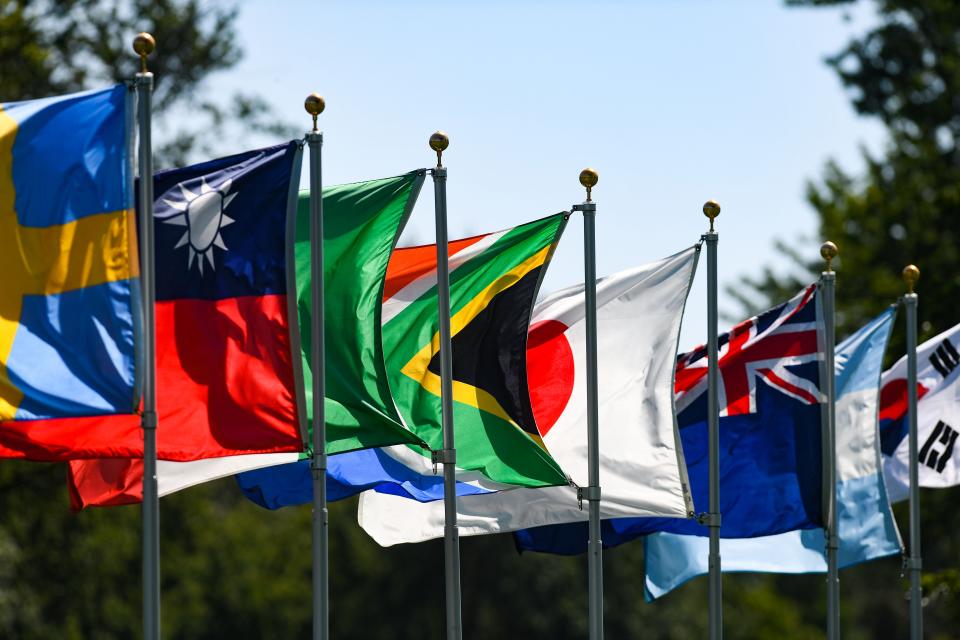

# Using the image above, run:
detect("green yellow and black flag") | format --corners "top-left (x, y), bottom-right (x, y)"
top-left (381, 213), bottom-right (569, 488)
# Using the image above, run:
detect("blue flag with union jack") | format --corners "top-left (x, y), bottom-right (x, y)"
top-left (515, 285), bottom-right (826, 554)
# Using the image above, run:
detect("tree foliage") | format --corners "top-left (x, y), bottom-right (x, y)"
top-left (1, 0), bottom-right (957, 637)
top-left (0, 0), bottom-right (295, 166)
top-left (740, 1), bottom-right (960, 636)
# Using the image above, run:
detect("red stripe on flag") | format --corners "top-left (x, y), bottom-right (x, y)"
top-left (0, 295), bottom-right (303, 462)
top-left (759, 368), bottom-right (819, 405)
top-left (149, 295), bottom-right (303, 459)
top-left (0, 414), bottom-right (142, 461)
top-left (382, 234), bottom-right (488, 301)
top-left (68, 458), bottom-right (143, 510)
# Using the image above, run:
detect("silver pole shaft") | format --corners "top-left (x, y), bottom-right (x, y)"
top-left (822, 271), bottom-right (840, 640)
top-left (581, 201), bottom-right (604, 640)
top-left (905, 292), bottom-right (923, 640)
top-left (136, 71), bottom-right (160, 640)
top-left (432, 166), bottom-right (462, 640)
top-left (705, 231), bottom-right (721, 640)
top-left (307, 131), bottom-right (329, 640)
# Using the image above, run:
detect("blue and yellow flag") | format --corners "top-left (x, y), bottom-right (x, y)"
top-left (0, 85), bottom-right (138, 423)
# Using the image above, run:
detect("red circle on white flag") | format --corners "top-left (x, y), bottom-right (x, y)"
top-left (527, 319), bottom-right (574, 437)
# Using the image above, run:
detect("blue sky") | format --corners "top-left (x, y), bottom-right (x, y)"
top-left (211, 0), bottom-right (884, 347)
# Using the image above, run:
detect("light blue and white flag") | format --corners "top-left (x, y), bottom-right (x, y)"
top-left (644, 308), bottom-right (903, 600)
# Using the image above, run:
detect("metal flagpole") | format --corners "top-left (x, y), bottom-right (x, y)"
top-left (820, 241), bottom-right (840, 640)
top-left (429, 131), bottom-right (462, 640)
top-left (571, 169), bottom-right (603, 640)
top-left (304, 93), bottom-right (329, 640)
top-left (902, 264), bottom-right (923, 640)
top-left (133, 32), bottom-right (160, 640)
top-left (702, 201), bottom-right (722, 640)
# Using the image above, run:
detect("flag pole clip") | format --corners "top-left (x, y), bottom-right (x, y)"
top-left (431, 448), bottom-right (456, 474)
top-left (140, 410), bottom-right (157, 430)
top-left (571, 202), bottom-right (596, 214)
top-left (577, 485), bottom-right (601, 510)
top-left (310, 452), bottom-right (327, 473)
top-left (697, 512), bottom-right (721, 527)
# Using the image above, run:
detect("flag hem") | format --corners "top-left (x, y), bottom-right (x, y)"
top-left (284, 141), bottom-right (308, 448)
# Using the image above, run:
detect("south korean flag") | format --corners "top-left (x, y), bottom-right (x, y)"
top-left (879, 322), bottom-right (960, 501)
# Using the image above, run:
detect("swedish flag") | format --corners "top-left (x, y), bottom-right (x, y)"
top-left (0, 85), bottom-right (138, 424)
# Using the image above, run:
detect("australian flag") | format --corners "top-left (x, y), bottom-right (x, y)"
top-left (515, 285), bottom-right (826, 554)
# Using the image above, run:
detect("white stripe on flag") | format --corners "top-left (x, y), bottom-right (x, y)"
top-left (380, 230), bottom-right (506, 326)
top-left (156, 452), bottom-right (301, 498)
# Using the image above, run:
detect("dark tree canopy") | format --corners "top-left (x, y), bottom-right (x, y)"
top-left (742, 1), bottom-right (960, 633)
top-left (742, 0), bottom-right (960, 341)
top-left (0, 0), bottom-right (295, 166)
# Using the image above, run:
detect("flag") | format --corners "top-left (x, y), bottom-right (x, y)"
top-left (238, 214), bottom-right (573, 509)
top-left (58, 142), bottom-right (306, 496)
top-left (356, 246), bottom-right (701, 545)
top-left (145, 142), bottom-right (306, 458)
top-left (309, 173), bottom-right (428, 454)
top-left (880, 321), bottom-right (960, 501)
top-left (643, 308), bottom-right (902, 600)
top-left (69, 171), bottom-right (429, 508)
top-left (514, 284), bottom-right (826, 554)
top-left (0, 85), bottom-right (139, 459)
top-left (380, 214), bottom-right (570, 487)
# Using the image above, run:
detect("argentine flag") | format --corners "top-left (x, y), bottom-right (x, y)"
top-left (644, 308), bottom-right (903, 600)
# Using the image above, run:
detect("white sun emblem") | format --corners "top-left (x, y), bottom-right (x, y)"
top-left (161, 177), bottom-right (238, 274)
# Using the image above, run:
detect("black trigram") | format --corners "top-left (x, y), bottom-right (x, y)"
top-left (929, 339), bottom-right (960, 378)
top-left (918, 420), bottom-right (958, 473)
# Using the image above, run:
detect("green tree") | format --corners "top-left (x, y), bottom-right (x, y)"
top-left (0, 1), bottom-right (300, 637)
top-left (733, 1), bottom-right (960, 637)
top-left (0, 0), bottom-right (295, 166)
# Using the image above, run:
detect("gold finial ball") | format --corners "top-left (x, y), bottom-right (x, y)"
top-left (820, 241), bottom-right (839, 262)
top-left (304, 93), bottom-right (325, 117)
top-left (579, 168), bottom-right (599, 189)
top-left (903, 264), bottom-right (920, 286)
top-left (703, 200), bottom-right (721, 221)
top-left (133, 32), bottom-right (156, 57)
top-left (429, 131), bottom-right (449, 153)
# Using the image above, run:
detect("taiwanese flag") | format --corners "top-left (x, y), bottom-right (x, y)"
top-left (143, 141), bottom-right (306, 459)
top-left (6, 143), bottom-right (306, 462)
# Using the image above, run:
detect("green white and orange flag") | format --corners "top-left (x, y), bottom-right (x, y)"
top-left (381, 213), bottom-right (570, 488)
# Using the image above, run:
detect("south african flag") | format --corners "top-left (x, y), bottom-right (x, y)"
top-left (382, 213), bottom-right (570, 488)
